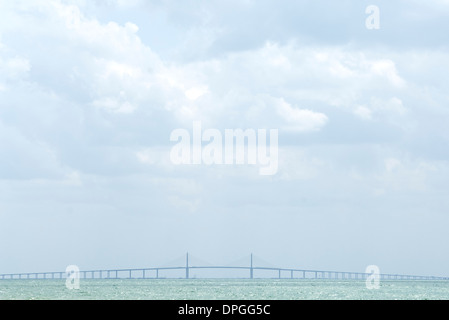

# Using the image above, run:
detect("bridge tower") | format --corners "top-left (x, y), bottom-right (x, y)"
top-left (186, 252), bottom-right (189, 279)
top-left (250, 253), bottom-right (253, 279)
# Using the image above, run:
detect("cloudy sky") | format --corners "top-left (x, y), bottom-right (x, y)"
top-left (1, 0), bottom-right (449, 277)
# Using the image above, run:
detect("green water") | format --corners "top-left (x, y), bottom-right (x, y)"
top-left (1, 279), bottom-right (449, 300)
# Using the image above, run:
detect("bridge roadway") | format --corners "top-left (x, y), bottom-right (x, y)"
top-left (1, 265), bottom-right (448, 281)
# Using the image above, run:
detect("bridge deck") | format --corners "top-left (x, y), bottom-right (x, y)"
top-left (1, 265), bottom-right (447, 281)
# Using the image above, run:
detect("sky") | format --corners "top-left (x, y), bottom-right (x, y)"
top-left (0, 0), bottom-right (449, 277)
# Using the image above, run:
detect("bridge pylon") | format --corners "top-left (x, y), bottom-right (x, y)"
top-left (250, 253), bottom-right (253, 279)
top-left (186, 252), bottom-right (189, 279)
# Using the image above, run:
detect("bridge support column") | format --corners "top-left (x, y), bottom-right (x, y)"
top-left (186, 253), bottom-right (189, 279)
top-left (250, 254), bottom-right (253, 279)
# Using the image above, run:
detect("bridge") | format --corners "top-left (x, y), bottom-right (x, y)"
top-left (0, 253), bottom-right (448, 281)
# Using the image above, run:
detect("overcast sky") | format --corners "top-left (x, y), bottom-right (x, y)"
top-left (1, 0), bottom-right (449, 277)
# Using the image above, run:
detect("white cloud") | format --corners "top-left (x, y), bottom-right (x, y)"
top-left (354, 97), bottom-right (407, 123)
top-left (185, 86), bottom-right (209, 101)
top-left (152, 43), bottom-right (412, 131)
top-left (91, 97), bottom-right (136, 114)
top-left (113, 0), bottom-right (144, 8)
top-left (354, 105), bottom-right (373, 120)
top-left (275, 98), bottom-right (328, 132)
top-left (1, 0), bottom-right (415, 136)
top-left (368, 59), bottom-right (406, 88)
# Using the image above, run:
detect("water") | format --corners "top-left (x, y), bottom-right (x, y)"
top-left (1, 279), bottom-right (449, 300)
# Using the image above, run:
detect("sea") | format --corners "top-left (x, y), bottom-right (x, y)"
top-left (1, 279), bottom-right (449, 300)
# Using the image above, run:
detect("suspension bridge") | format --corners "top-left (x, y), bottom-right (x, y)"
top-left (0, 253), bottom-right (447, 281)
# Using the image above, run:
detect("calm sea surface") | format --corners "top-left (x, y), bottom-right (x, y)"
top-left (1, 279), bottom-right (449, 300)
